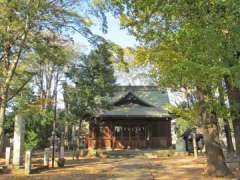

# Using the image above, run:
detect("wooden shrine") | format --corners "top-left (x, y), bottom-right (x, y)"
top-left (87, 86), bottom-right (172, 149)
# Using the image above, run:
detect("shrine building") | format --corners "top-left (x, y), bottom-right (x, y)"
top-left (87, 86), bottom-right (172, 149)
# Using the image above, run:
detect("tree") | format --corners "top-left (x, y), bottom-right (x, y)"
top-left (100, 0), bottom-right (240, 176)
top-left (3, 36), bottom-right (75, 150)
top-left (218, 81), bottom-right (235, 153)
top-left (0, 0), bottom-right (104, 153)
top-left (64, 43), bottom-right (116, 118)
top-left (64, 43), bottom-right (116, 148)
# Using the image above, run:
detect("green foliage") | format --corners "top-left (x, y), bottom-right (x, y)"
top-left (4, 113), bottom-right (14, 136)
top-left (23, 109), bottom-right (53, 149)
top-left (103, 0), bottom-right (240, 85)
top-left (175, 118), bottom-right (192, 137)
top-left (3, 108), bottom-right (54, 149)
top-left (4, 37), bottom-right (75, 149)
top-left (24, 130), bottom-right (40, 150)
top-left (64, 42), bottom-right (116, 120)
top-left (101, 0), bottom-right (240, 125)
top-left (168, 102), bottom-right (200, 136)
top-left (0, 0), bottom-right (108, 146)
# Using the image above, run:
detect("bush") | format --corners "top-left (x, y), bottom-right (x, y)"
top-left (24, 130), bottom-right (40, 150)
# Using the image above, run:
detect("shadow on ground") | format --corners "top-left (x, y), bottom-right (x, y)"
top-left (0, 155), bottom-right (239, 180)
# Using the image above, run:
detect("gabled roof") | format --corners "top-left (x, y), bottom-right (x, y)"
top-left (98, 86), bottom-right (171, 119)
top-left (111, 86), bottom-right (169, 109)
top-left (113, 91), bottom-right (154, 107)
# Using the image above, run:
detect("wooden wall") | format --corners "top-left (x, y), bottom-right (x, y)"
top-left (87, 118), bottom-right (171, 149)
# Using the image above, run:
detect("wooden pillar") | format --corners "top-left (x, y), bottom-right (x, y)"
top-left (128, 125), bottom-right (131, 149)
top-left (102, 123), bottom-right (111, 149)
top-left (147, 124), bottom-right (151, 148)
top-left (88, 123), bottom-right (95, 149)
top-left (109, 122), bottom-right (113, 149)
top-left (111, 123), bottom-right (115, 149)
top-left (167, 119), bottom-right (172, 146)
top-left (120, 126), bottom-right (123, 139)
top-left (96, 125), bottom-right (100, 149)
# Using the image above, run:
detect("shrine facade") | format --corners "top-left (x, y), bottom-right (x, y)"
top-left (87, 86), bottom-right (172, 149)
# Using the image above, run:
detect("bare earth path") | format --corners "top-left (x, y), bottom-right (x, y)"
top-left (0, 156), bottom-right (239, 180)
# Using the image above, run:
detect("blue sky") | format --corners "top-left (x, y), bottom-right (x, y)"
top-left (58, 14), bottom-right (182, 107)
top-left (71, 14), bottom-right (149, 86)
top-left (57, 14), bottom-right (141, 108)
top-left (72, 14), bottom-right (137, 50)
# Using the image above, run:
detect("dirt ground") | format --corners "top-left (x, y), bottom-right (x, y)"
top-left (0, 155), bottom-right (239, 180)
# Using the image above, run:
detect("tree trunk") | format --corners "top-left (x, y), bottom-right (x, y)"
top-left (201, 111), bottom-right (231, 176)
top-left (223, 119), bottom-right (235, 152)
top-left (0, 93), bottom-right (7, 156)
top-left (197, 89), bottom-right (231, 177)
top-left (64, 124), bottom-right (69, 150)
top-left (224, 76), bottom-right (240, 155)
top-left (0, 108), bottom-right (5, 156)
top-left (232, 119), bottom-right (240, 154)
top-left (218, 82), bottom-right (235, 152)
top-left (71, 125), bottom-right (76, 146)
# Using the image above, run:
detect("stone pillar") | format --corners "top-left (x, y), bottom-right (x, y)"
top-left (5, 147), bottom-right (11, 166)
top-left (24, 150), bottom-right (31, 175)
top-left (44, 148), bottom-right (49, 167)
top-left (59, 146), bottom-right (64, 159)
top-left (58, 146), bottom-right (65, 167)
top-left (72, 125), bottom-right (76, 144)
top-left (64, 125), bottom-right (69, 149)
top-left (59, 133), bottom-right (65, 160)
top-left (176, 138), bottom-right (186, 152)
top-left (13, 114), bottom-right (25, 168)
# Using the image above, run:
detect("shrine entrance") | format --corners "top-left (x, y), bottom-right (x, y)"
top-left (87, 118), bottom-right (172, 149)
top-left (113, 124), bottom-right (149, 149)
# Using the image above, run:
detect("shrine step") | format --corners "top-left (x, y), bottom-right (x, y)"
top-left (85, 149), bottom-right (188, 158)
top-left (105, 149), bottom-right (178, 158)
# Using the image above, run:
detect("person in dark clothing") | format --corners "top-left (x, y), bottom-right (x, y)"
top-left (182, 128), bottom-right (204, 153)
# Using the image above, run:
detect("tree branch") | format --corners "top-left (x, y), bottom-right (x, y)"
top-left (5, 16), bottom-right (30, 87)
top-left (7, 75), bottom-right (34, 103)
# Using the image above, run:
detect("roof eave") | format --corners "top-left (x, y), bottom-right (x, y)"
top-left (99, 114), bottom-right (172, 119)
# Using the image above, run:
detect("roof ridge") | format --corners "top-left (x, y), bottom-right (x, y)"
top-left (115, 85), bottom-right (167, 92)
top-left (113, 91), bottom-right (156, 107)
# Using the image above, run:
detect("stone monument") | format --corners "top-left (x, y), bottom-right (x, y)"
top-left (12, 114), bottom-right (25, 168)
top-left (176, 138), bottom-right (186, 152)
top-left (44, 148), bottom-right (50, 167)
top-left (25, 150), bottom-right (31, 175)
top-left (5, 147), bottom-right (11, 166)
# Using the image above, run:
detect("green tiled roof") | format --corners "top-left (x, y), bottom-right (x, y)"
top-left (111, 86), bottom-right (169, 108)
top-left (100, 86), bottom-right (171, 118)
top-left (101, 104), bottom-right (170, 118)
